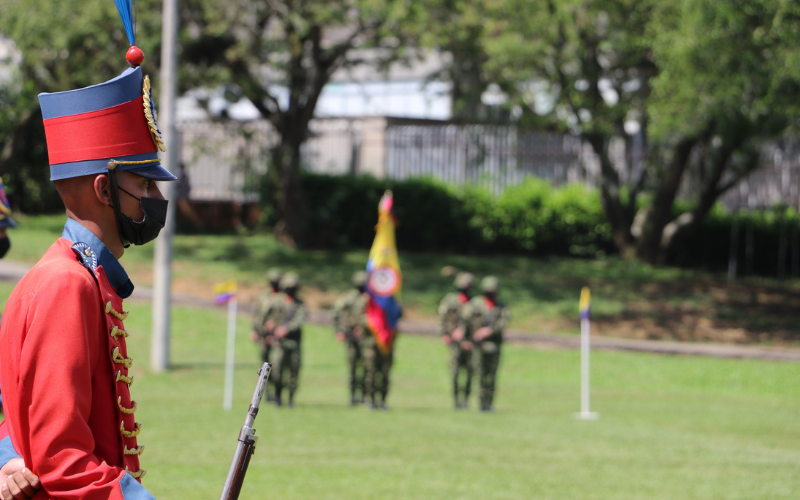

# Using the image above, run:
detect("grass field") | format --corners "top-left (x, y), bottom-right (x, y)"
top-left (7, 214), bottom-right (800, 344)
top-left (1, 278), bottom-right (796, 499)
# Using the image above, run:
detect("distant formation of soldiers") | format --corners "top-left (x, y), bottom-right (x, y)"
top-left (251, 268), bottom-right (507, 412)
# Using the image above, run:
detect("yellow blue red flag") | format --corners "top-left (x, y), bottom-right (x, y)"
top-left (214, 280), bottom-right (237, 305)
top-left (365, 191), bottom-right (402, 354)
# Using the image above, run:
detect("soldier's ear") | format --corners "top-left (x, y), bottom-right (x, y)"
top-left (93, 174), bottom-right (113, 206)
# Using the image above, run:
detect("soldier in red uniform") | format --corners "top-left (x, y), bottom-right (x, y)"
top-left (0, 19), bottom-right (175, 499)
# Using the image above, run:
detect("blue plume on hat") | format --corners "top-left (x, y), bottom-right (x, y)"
top-left (113, 0), bottom-right (136, 45)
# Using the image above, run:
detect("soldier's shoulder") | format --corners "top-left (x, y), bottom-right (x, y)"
top-left (341, 289), bottom-right (359, 301)
top-left (439, 292), bottom-right (459, 306)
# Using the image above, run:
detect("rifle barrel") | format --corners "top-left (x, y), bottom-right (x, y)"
top-left (220, 363), bottom-right (271, 500)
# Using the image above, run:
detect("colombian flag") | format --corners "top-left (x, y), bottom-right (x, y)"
top-left (365, 191), bottom-right (402, 354)
top-left (214, 280), bottom-right (237, 305)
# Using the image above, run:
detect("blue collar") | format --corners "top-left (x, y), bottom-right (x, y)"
top-left (61, 218), bottom-right (134, 298)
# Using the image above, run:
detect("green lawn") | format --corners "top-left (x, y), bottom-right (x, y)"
top-left (1, 278), bottom-right (795, 499)
top-left (7, 214), bottom-right (800, 343)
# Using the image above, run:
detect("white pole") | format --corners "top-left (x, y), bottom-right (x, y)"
top-left (151, 0), bottom-right (179, 372)
top-left (575, 315), bottom-right (599, 420)
top-left (223, 297), bottom-right (238, 410)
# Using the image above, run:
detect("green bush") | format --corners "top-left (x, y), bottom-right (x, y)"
top-left (260, 172), bottom-right (798, 277)
top-left (261, 173), bottom-right (616, 256)
top-left (667, 207), bottom-right (800, 277)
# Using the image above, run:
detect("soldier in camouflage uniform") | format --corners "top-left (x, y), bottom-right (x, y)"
top-left (250, 268), bottom-right (283, 401)
top-left (271, 272), bottom-right (308, 408)
top-left (460, 276), bottom-right (509, 412)
top-left (333, 271), bottom-right (370, 406)
top-left (439, 272), bottom-right (475, 409)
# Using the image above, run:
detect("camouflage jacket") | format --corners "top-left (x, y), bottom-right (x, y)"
top-left (459, 296), bottom-right (510, 345)
top-left (252, 290), bottom-right (282, 338)
top-left (272, 294), bottom-right (307, 342)
top-left (438, 292), bottom-right (470, 337)
top-left (333, 289), bottom-right (369, 340)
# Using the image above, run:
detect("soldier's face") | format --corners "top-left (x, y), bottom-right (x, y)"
top-left (117, 171), bottom-right (164, 222)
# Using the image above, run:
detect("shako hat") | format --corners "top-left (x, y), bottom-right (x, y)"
top-left (37, 0), bottom-right (176, 182)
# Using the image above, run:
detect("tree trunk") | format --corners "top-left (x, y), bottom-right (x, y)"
top-left (271, 138), bottom-right (310, 248)
top-left (585, 133), bottom-right (635, 253)
top-left (635, 136), bottom-right (697, 263)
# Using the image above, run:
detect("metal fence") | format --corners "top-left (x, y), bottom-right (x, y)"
top-left (177, 117), bottom-right (800, 211)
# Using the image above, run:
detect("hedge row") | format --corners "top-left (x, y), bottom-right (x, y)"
top-left (261, 173), bottom-right (800, 278)
top-left (261, 173), bottom-right (615, 257)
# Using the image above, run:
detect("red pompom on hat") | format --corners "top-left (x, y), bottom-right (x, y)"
top-left (126, 46), bottom-right (144, 67)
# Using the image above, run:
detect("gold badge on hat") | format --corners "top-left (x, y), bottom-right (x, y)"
top-left (142, 76), bottom-right (166, 153)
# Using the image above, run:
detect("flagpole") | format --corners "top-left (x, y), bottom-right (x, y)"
top-left (575, 287), bottom-right (599, 420)
top-left (223, 296), bottom-right (238, 410)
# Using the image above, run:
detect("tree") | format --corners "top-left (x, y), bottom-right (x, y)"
top-left (482, 0), bottom-right (800, 263)
top-left (638, 0), bottom-right (800, 262)
top-left (179, 0), bottom-right (410, 246)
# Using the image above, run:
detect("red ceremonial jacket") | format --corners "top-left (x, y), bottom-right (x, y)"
top-left (0, 238), bottom-right (148, 499)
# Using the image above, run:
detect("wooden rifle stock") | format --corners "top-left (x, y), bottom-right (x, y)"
top-left (220, 362), bottom-right (272, 500)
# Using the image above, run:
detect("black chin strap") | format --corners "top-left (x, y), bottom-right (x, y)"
top-left (106, 160), bottom-right (131, 248)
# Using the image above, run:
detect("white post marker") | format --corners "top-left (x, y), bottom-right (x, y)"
top-left (575, 287), bottom-right (599, 420)
top-left (223, 295), bottom-right (238, 411)
top-left (216, 280), bottom-right (238, 410)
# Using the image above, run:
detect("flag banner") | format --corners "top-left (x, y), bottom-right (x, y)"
top-left (579, 287), bottom-right (591, 320)
top-left (214, 280), bottom-right (238, 305)
top-left (365, 191), bottom-right (402, 354)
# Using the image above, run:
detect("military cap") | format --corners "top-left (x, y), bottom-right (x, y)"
top-left (280, 272), bottom-right (300, 289)
top-left (454, 272), bottom-right (474, 289)
top-left (481, 276), bottom-right (499, 293)
top-left (266, 268), bottom-right (284, 283)
top-left (352, 271), bottom-right (368, 287)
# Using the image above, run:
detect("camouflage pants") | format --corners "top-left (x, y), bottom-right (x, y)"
top-left (474, 342), bottom-right (501, 409)
top-left (450, 344), bottom-right (473, 404)
top-left (272, 340), bottom-right (301, 398)
top-left (364, 343), bottom-right (393, 404)
top-left (346, 340), bottom-right (365, 398)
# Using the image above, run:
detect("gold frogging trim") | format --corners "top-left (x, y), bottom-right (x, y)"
top-left (112, 347), bottom-right (134, 369)
top-left (105, 302), bottom-right (129, 320)
top-left (118, 396), bottom-right (138, 415)
top-left (125, 466), bottom-right (147, 480)
top-left (124, 445), bottom-right (145, 456)
top-left (110, 326), bottom-right (130, 339)
top-left (116, 370), bottom-right (134, 386)
top-left (120, 421), bottom-right (142, 438)
top-left (142, 76), bottom-right (166, 152)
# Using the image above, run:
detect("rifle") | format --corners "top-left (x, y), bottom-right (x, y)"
top-left (219, 362), bottom-right (272, 500)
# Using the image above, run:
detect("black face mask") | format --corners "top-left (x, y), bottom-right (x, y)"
top-left (0, 236), bottom-right (10, 259)
top-left (107, 169), bottom-right (168, 248)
